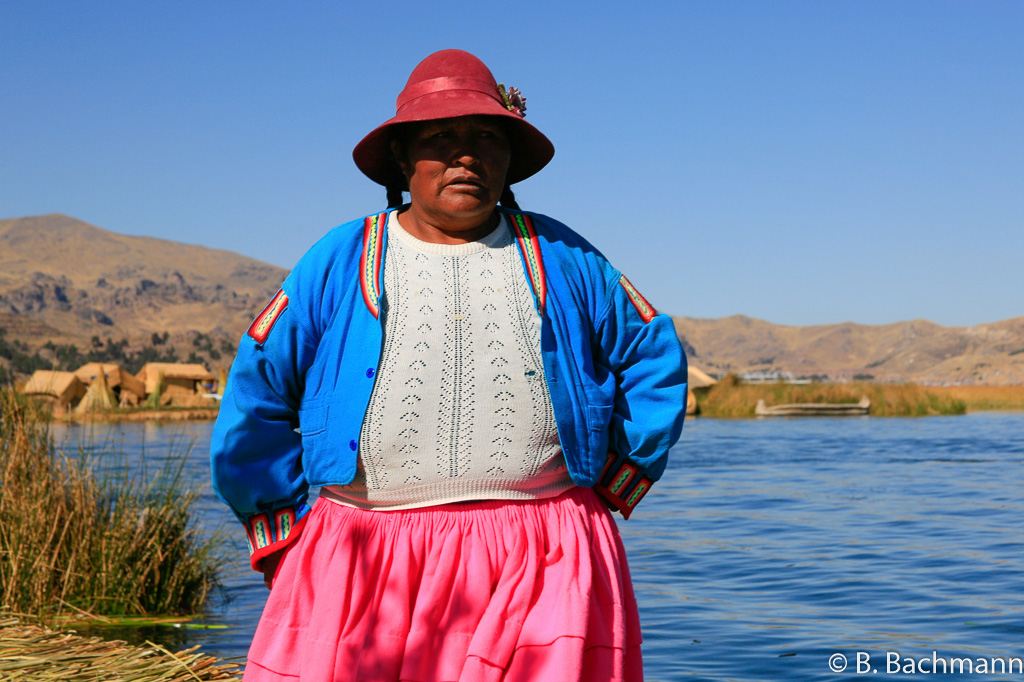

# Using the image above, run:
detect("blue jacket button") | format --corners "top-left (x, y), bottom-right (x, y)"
top-left (349, 440), bottom-right (357, 451)
top-left (366, 368), bottom-right (376, 378)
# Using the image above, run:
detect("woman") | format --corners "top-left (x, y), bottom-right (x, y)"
top-left (211, 49), bottom-right (686, 682)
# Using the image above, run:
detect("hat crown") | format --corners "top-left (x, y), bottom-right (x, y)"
top-left (396, 49), bottom-right (500, 113)
top-left (405, 49), bottom-right (496, 89)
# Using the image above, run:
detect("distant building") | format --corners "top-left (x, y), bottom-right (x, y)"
top-left (73, 362), bottom-right (147, 407)
top-left (74, 368), bottom-right (118, 413)
top-left (687, 366), bottom-right (718, 415)
top-left (738, 370), bottom-right (799, 384)
top-left (22, 370), bottom-right (87, 411)
top-left (136, 362), bottom-right (217, 406)
top-left (688, 366), bottom-right (718, 389)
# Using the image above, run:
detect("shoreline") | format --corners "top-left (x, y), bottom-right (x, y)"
top-left (693, 381), bottom-right (1024, 418)
top-left (54, 408), bottom-right (220, 423)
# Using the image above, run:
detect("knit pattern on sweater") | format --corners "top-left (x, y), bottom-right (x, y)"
top-left (324, 213), bottom-right (571, 509)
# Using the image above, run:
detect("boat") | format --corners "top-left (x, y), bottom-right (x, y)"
top-left (755, 396), bottom-right (870, 417)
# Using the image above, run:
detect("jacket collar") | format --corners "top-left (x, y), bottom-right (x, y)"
top-left (359, 209), bottom-right (547, 318)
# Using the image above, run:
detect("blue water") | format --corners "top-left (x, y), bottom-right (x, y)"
top-left (53, 413), bottom-right (1024, 680)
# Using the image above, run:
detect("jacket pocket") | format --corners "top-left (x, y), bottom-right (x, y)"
top-left (587, 403), bottom-right (612, 431)
top-left (298, 399), bottom-right (329, 437)
top-left (586, 403), bottom-right (613, 458)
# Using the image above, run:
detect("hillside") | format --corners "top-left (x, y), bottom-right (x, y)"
top-left (675, 315), bottom-right (1024, 385)
top-left (0, 214), bottom-right (289, 377)
top-left (0, 214), bottom-right (288, 339)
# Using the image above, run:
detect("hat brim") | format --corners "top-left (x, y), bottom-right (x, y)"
top-left (352, 90), bottom-right (554, 188)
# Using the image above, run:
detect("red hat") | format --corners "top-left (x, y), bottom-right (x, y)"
top-left (353, 49), bottom-right (554, 188)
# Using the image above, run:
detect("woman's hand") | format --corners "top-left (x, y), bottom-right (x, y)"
top-left (261, 549), bottom-right (285, 590)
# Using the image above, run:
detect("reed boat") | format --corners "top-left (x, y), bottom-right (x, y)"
top-left (755, 396), bottom-right (870, 417)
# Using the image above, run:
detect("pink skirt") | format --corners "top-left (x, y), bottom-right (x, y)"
top-left (243, 487), bottom-right (643, 682)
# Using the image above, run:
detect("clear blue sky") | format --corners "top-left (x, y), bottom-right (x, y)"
top-left (2, 1), bottom-right (1021, 327)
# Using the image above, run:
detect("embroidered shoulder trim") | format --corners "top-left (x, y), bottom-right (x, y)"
top-left (619, 275), bottom-right (656, 323)
top-left (509, 213), bottom-right (547, 313)
top-left (360, 212), bottom-right (387, 318)
top-left (248, 289), bottom-right (289, 344)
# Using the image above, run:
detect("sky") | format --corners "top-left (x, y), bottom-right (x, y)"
top-left (2, 1), bottom-right (1022, 328)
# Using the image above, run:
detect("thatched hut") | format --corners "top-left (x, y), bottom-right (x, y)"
top-left (686, 366), bottom-right (718, 415)
top-left (688, 366), bottom-right (718, 390)
top-left (136, 362), bottom-right (217, 406)
top-left (74, 368), bottom-right (118, 413)
top-left (73, 362), bottom-right (147, 407)
top-left (22, 370), bottom-right (87, 412)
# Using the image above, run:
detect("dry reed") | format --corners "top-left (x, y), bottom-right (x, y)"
top-left (697, 376), bottom-right (967, 418)
top-left (0, 614), bottom-right (240, 681)
top-left (0, 389), bottom-right (224, 621)
top-left (929, 385), bottom-right (1024, 412)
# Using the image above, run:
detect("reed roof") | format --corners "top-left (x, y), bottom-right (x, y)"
top-left (74, 370), bottom-right (118, 413)
top-left (136, 362), bottom-right (215, 394)
top-left (688, 366), bottom-right (718, 389)
top-left (22, 370), bottom-right (86, 402)
top-left (74, 362), bottom-right (146, 397)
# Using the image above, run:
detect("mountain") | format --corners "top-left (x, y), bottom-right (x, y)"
top-left (675, 315), bottom-right (1024, 385)
top-left (0, 214), bottom-right (288, 342)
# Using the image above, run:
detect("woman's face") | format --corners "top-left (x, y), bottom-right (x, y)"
top-left (395, 115), bottom-right (511, 236)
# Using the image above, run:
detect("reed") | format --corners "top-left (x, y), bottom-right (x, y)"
top-left (0, 614), bottom-right (240, 681)
top-left (928, 385), bottom-right (1024, 412)
top-left (696, 376), bottom-right (967, 418)
top-left (0, 388), bottom-right (224, 621)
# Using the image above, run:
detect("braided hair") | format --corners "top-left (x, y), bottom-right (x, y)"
top-left (386, 185), bottom-right (405, 209)
top-left (499, 186), bottom-right (520, 210)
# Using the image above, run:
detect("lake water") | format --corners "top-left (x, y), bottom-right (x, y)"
top-left (53, 412), bottom-right (1024, 681)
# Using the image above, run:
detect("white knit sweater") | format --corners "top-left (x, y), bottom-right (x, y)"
top-left (323, 212), bottom-right (572, 509)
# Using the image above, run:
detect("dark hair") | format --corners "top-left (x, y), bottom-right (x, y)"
top-left (499, 186), bottom-right (520, 210)
top-left (386, 127), bottom-right (411, 207)
top-left (386, 185), bottom-right (405, 209)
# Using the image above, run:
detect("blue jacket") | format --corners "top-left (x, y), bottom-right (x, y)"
top-left (211, 209), bottom-right (687, 568)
